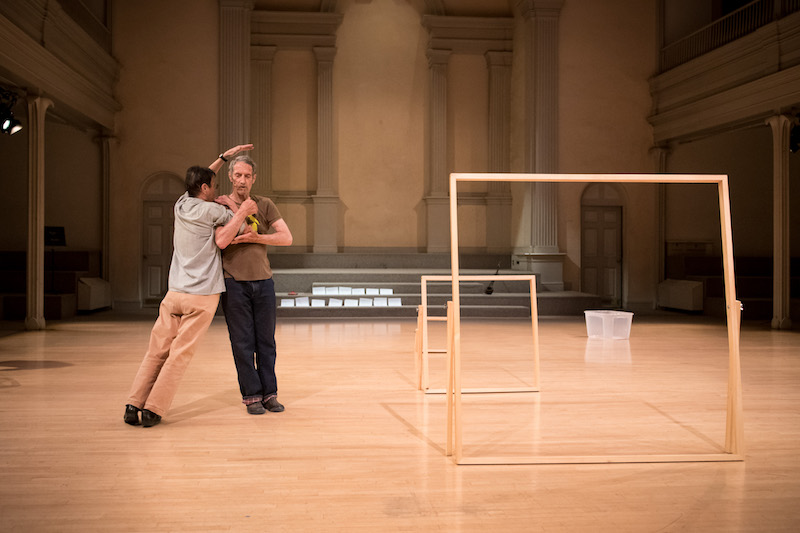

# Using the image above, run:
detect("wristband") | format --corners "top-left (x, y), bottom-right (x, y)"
top-left (219, 153), bottom-right (228, 162)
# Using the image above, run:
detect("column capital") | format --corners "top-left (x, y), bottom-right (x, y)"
top-left (252, 45), bottom-right (278, 62)
top-left (220, 0), bottom-right (254, 9)
top-left (485, 50), bottom-right (513, 68)
top-left (765, 113), bottom-right (793, 129)
top-left (426, 48), bottom-right (451, 67)
top-left (313, 46), bottom-right (337, 62)
top-left (516, 0), bottom-right (564, 19)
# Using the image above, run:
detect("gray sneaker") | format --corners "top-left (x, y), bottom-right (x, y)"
top-left (263, 396), bottom-right (285, 412)
top-left (247, 402), bottom-right (266, 415)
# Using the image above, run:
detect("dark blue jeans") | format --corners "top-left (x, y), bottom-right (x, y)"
top-left (221, 278), bottom-right (277, 402)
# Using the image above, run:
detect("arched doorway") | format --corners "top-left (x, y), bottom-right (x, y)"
top-left (581, 183), bottom-right (624, 307)
top-left (141, 172), bottom-right (184, 306)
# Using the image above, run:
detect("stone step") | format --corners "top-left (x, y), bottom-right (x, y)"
top-left (273, 268), bottom-right (530, 294)
top-left (276, 304), bottom-right (532, 319)
top-left (309, 280), bottom-right (531, 295)
top-left (279, 293), bottom-right (535, 307)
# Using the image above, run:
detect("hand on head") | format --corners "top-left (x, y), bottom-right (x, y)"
top-left (223, 144), bottom-right (254, 160)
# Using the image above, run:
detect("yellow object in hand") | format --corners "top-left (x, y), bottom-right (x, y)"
top-left (246, 215), bottom-right (259, 232)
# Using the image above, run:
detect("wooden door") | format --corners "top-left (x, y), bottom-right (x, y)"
top-left (581, 205), bottom-right (622, 307)
top-left (142, 201), bottom-right (175, 306)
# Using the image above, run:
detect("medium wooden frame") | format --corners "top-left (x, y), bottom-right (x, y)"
top-left (416, 274), bottom-right (540, 394)
top-left (447, 173), bottom-right (745, 465)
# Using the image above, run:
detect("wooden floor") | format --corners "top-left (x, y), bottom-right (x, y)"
top-left (1, 311), bottom-right (799, 532)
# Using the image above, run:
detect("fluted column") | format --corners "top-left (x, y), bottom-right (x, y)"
top-left (426, 48), bottom-right (451, 252)
top-left (520, 0), bottom-right (562, 253)
top-left (766, 115), bottom-right (792, 330)
top-left (313, 46), bottom-right (339, 252)
top-left (251, 45), bottom-right (276, 193)
top-left (485, 50), bottom-right (512, 253)
top-left (314, 46), bottom-right (336, 195)
top-left (25, 96), bottom-right (53, 330)
top-left (219, 0), bottom-right (253, 195)
top-left (513, 0), bottom-right (564, 288)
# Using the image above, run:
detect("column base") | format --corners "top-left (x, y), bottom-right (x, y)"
top-left (425, 197), bottom-right (450, 253)
top-left (312, 195), bottom-right (339, 253)
top-left (25, 315), bottom-right (46, 331)
top-left (771, 316), bottom-right (792, 330)
top-left (512, 252), bottom-right (566, 291)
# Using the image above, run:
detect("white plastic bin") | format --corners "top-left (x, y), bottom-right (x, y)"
top-left (584, 310), bottom-right (634, 340)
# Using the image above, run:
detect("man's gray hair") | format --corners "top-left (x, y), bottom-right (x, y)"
top-left (228, 154), bottom-right (256, 175)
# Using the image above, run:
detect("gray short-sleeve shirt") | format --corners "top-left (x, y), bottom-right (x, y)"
top-left (168, 192), bottom-right (233, 295)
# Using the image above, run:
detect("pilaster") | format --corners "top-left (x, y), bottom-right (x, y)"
top-left (650, 145), bottom-right (671, 284)
top-left (219, 0), bottom-right (253, 195)
top-left (251, 45), bottom-right (276, 194)
top-left (313, 45), bottom-right (339, 252)
top-left (425, 48), bottom-right (451, 252)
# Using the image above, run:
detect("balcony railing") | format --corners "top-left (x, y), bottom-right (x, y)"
top-left (660, 0), bottom-right (800, 71)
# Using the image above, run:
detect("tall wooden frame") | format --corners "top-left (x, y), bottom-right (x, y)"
top-left (417, 275), bottom-right (540, 394)
top-left (447, 173), bottom-right (745, 465)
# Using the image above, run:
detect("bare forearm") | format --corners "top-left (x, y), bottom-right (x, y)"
top-left (230, 225), bottom-right (293, 247)
top-left (210, 144), bottom-right (254, 174)
top-left (255, 231), bottom-right (293, 246)
top-left (215, 211), bottom-right (250, 249)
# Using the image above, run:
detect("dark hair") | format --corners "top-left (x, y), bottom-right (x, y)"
top-left (185, 166), bottom-right (215, 197)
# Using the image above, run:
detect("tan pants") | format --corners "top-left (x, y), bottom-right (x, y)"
top-left (126, 291), bottom-right (220, 417)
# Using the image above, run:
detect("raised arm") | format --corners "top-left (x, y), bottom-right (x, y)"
top-left (209, 144), bottom-right (254, 174)
top-left (215, 198), bottom-right (257, 249)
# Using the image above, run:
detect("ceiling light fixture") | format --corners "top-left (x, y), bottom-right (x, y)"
top-left (0, 87), bottom-right (23, 135)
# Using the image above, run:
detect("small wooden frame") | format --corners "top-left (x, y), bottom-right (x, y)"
top-left (447, 173), bottom-right (745, 465)
top-left (416, 274), bottom-right (540, 394)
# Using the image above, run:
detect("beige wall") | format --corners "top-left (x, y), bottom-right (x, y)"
top-left (45, 121), bottom-right (103, 250)
top-left (69, 0), bottom-right (664, 306)
top-left (335, 0), bottom-right (428, 250)
top-left (556, 0), bottom-right (659, 305)
top-left (8, 0), bottom-right (786, 312)
top-left (666, 126), bottom-right (789, 258)
top-left (110, 0), bottom-right (219, 304)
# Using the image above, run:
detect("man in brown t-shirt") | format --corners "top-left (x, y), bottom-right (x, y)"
top-left (212, 152), bottom-right (293, 415)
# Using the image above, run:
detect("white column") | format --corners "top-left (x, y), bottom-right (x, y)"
top-left (426, 48), bottom-right (451, 253)
top-left (513, 0), bottom-right (564, 287)
top-left (766, 115), bottom-right (792, 330)
top-left (219, 0), bottom-right (253, 195)
top-left (25, 96), bottom-right (53, 330)
top-left (485, 50), bottom-right (512, 253)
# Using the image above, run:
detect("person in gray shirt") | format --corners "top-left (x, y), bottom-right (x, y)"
top-left (124, 150), bottom-right (257, 427)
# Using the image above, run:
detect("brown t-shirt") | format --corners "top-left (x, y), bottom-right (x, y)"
top-left (222, 195), bottom-right (283, 281)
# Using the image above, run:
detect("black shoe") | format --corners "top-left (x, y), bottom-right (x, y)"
top-left (142, 409), bottom-right (162, 427)
top-left (263, 396), bottom-right (284, 413)
top-left (124, 404), bottom-right (141, 426)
